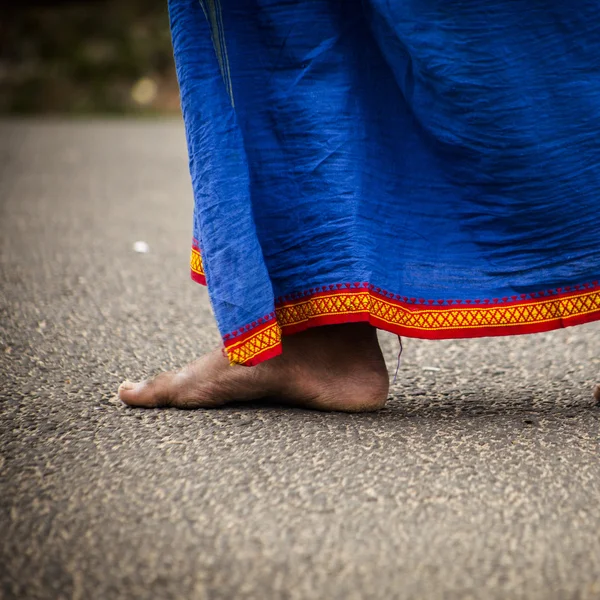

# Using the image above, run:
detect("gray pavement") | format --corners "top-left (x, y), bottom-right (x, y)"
top-left (1, 120), bottom-right (600, 600)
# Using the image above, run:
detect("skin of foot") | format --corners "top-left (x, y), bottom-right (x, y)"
top-left (118, 323), bottom-right (390, 412)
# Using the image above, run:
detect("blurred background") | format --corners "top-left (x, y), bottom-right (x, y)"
top-left (1, 0), bottom-right (180, 115)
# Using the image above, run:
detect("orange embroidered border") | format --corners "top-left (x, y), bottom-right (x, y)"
top-left (220, 285), bottom-right (600, 365)
top-left (190, 247), bottom-right (206, 285)
top-left (225, 320), bottom-right (282, 365)
top-left (276, 287), bottom-right (600, 333)
top-left (190, 245), bottom-right (600, 366)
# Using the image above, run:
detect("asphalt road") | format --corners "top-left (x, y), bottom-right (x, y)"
top-left (1, 120), bottom-right (600, 600)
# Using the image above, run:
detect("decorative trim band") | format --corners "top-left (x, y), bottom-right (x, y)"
top-left (190, 247), bottom-right (206, 285)
top-left (190, 246), bottom-right (600, 366)
top-left (225, 319), bottom-right (282, 366)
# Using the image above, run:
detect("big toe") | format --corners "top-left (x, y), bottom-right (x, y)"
top-left (118, 373), bottom-right (174, 407)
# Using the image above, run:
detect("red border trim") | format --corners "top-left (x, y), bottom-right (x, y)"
top-left (191, 270), bottom-right (207, 285)
top-left (224, 318), bottom-right (282, 366)
top-left (225, 283), bottom-right (600, 366)
top-left (191, 245), bottom-right (600, 366)
top-left (190, 246), bottom-right (206, 285)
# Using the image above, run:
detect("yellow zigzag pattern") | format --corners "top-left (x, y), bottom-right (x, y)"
top-left (191, 248), bottom-right (204, 277)
top-left (226, 322), bottom-right (282, 365)
top-left (191, 247), bottom-right (600, 365)
top-left (226, 288), bottom-right (600, 365)
top-left (277, 290), bottom-right (600, 331)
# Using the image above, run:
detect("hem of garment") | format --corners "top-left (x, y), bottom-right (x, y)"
top-left (190, 247), bottom-right (207, 285)
top-left (190, 247), bottom-right (600, 366)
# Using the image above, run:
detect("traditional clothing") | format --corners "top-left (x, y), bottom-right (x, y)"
top-left (169, 0), bottom-right (600, 366)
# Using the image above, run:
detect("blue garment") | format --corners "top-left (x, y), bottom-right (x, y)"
top-left (170, 0), bottom-right (600, 365)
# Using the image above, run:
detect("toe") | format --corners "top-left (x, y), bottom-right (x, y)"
top-left (118, 372), bottom-right (176, 408)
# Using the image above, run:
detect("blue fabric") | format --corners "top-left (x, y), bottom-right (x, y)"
top-left (169, 0), bottom-right (600, 342)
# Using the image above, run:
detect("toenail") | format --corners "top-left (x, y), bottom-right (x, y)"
top-left (119, 381), bottom-right (136, 391)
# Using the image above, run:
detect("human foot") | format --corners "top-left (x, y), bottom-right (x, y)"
top-left (118, 324), bottom-right (389, 412)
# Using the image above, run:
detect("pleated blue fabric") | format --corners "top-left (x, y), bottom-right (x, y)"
top-left (169, 0), bottom-right (600, 365)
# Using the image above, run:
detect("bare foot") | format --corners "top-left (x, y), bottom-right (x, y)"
top-left (118, 324), bottom-right (389, 412)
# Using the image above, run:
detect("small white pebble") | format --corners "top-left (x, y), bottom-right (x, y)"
top-left (133, 241), bottom-right (150, 253)
top-left (422, 366), bottom-right (441, 372)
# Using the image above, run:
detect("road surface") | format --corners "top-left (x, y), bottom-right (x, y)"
top-left (1, 120), bottom-right (599, 600)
